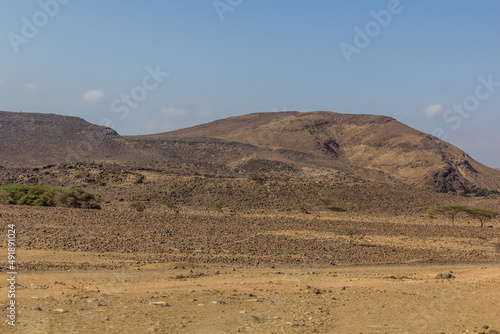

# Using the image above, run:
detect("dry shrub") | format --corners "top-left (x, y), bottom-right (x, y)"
top-left (130, 202), bottom-right (146, 212)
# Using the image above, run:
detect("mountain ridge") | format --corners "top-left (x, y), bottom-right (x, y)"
top-left (141, 110), bottom-right (500, 193)
top-left (0, 110), bottom-right (142, 167)
top-left (1, 110), bottom-right (499, 194)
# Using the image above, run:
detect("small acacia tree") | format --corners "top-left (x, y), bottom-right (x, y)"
top-left (464, 208), bottom-right (498, 228)
top-left (427, 204), bottom-right (469, 225)
top-left (318, 197), bottom-right (334, 209)
top-left (214, 200), bottom-right (225, 211)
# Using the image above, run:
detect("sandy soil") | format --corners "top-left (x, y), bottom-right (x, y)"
top-left (1, 249), bottom-right (499, 334)
top-left (1, 165), bottom-right (499, 333)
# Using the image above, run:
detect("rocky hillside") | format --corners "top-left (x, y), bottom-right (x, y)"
top-left (140, 111), bottom-right (500, 193)
top-left (1, 110), bottom-right (499, 194)
top-left (0, 111), bottom-right (141, 167)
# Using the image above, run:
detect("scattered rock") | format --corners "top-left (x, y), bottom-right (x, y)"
top-left (435, 272), bottom-right (455, 279)
top-left (149, 301), bottom-right (169, 307)
top-left (52, 308), bottom-right (68, 313)
top-left (249, 315), bottom-right (262, 323)
top-left (210, 301), bottom-right (226, 305)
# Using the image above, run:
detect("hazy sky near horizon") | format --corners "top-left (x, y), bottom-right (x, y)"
top-left (1, 1), bottom-right (499, 167)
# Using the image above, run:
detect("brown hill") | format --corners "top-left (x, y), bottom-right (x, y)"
top-left (139, 111), bottom-right (500, 193)
top-left (0, 111), bottom-right (140, 167)
top-left (1, 110), bottom-right (499, 193)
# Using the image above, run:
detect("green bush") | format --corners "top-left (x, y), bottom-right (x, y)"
top-left (214, 200), bottom-right (225, 211)
top-left (0, 190), bottom-right (10, 204)
top-left (0, 184), bottom-right (101, 209)
top-left (474, 188), bottom-right (500, 197)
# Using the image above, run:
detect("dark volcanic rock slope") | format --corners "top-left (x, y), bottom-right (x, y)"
top-left (0, 111), bottom-right (140, 167)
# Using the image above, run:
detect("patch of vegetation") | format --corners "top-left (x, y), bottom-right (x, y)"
top-left (0, 190), bottom-right (10, 204)
top-left (427, 204), bottom-right (498, 227)
top-left (130, 202), bottom-right (146, 212)
top-left (473, 188), bottom-right (500, 198)
top-left (214, 200), bottom-right (225, 211)
top-left (299, 206), bottom-right (310, 214)
top-left (0, 184), bottom-right (101, 209)
top-left (425, 186), bottom-right (439, 193)
top-left (250, 173), bottom-right (267, 184)
top-left (318, 197), bottom-right (346, 212)
top-left (427, 204), bottom-right (469, 225)
top-left (464, 207), bottom-right (498, 228)
top-left (318, 197), bottom-right (334, 209)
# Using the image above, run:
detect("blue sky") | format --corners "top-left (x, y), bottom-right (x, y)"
top-left (1, 0), bottom-right (499, 167)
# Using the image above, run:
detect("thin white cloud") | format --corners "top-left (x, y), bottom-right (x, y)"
top-left (161, 107), bottom-right (188, 117)
top-left (195, 109), bottom-right (213, 117)
top-left (83, 90), bottom-right (104, 103)
top-left (23, 83), bottom-right (39, 91)
top-left (420, 104), bottom-right (444, 119)
top-left (0, 79), bottom-right (6, 85)
top-left (142, 119), bottom-right (176, 133)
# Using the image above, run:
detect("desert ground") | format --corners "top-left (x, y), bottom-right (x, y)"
top-left (1, 164), bottom-right (500, 333)
top-left (1, 250), bottom-right (500, 333)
